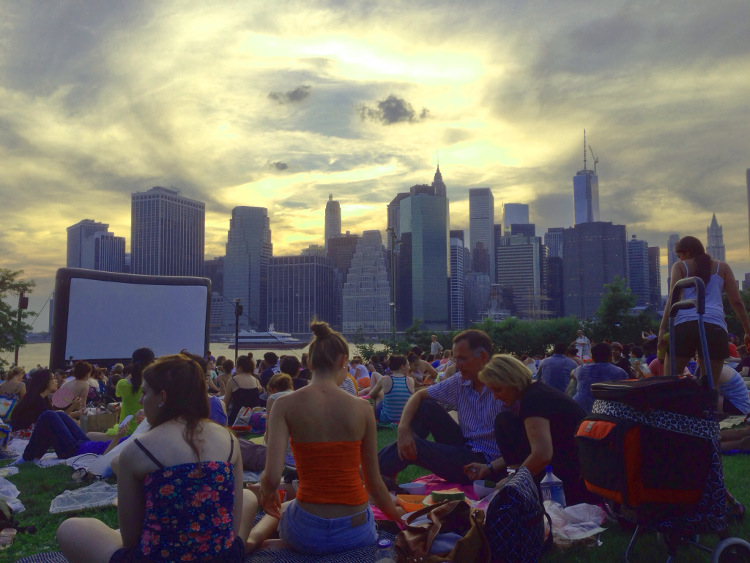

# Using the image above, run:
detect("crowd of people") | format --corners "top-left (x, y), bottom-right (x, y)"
top-left (0, 234), bottom-right (748, 560)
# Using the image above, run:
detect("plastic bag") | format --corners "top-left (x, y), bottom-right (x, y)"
top-left (0, 476), bottom-right (24, 513)
top-left (544, 501), bottom-right (607, 545)
top-left (50, 480), bottom-right (117, 514)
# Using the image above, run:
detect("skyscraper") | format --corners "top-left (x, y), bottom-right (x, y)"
top-left (432, 165), bottom-right (446, 197)
top-left (563, 222), bottom-right (628, 318)
top-left (627, 234), bottom-right (650, 307)
top-left (223, 207), bottom-right (272, 331)
top-left (81, 231), bottom-right (126, 272)
top-left (204, 257), bottom-right (224, 295)
top-left (573, 132), bottom-right (600, 225)
top-left (648, 246), bottom-right (662, 309)
top-left (324, 194), bottom-right (341, 251)
top-left (327, 232), bottom-right (360, 331)
top-left (707, 214), bottom-right (726, 261)
top-left (268, 255), bottom-right (334, 333)
top-left (469, 188), bottom-right (495, 281)
top-left (342, 231), bottom-right (391, 334)
top-left (503, 203), bottom-right (529, 232)
top-left (496, 234), bottom-right (545, 318)
top-left (386, 193), bottom-right (409, 251)
top-left (667, 233), bottom-right (680, 289)
top-left (67, 219), bottom-right (109, 268)
top-left (450, 234), bottom-right (466, 330)
top-left (131, 186), bottom-right (205, 276)
top-left (400, 183), bottom-right (450, 330)
top-left (545, 227), bottom-right (564, 259)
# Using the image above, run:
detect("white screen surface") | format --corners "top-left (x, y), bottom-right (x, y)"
top-left (65, 278), bottom-right (208, 360)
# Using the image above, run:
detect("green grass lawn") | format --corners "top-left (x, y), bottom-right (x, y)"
top-left (1, 429), bottom-right (748, 561)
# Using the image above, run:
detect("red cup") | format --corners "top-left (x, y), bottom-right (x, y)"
top-left (278, 489), bottom-right (286, 502)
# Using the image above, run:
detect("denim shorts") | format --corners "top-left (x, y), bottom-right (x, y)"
top-left (279, 500), bottom-right (377, 555)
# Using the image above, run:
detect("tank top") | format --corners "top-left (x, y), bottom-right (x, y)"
top-left (380, 375), bottom-right (412, 424)
top-left (227, 376), bottom-right (261, 425)
top-left (674, 261), bottom-right (726, 330)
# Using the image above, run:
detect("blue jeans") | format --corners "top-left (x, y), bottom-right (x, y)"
top-left (23, 410), bottom-right (87, 461)
top-left (377, 399), bottom-right (486, 484)
top-left (279, 500), bottom-right (377, 555)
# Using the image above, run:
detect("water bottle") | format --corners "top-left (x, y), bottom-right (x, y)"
top-left (540, 465), bottom-right (566, 507)
top-left (374, 538), bottom-right (396, 563)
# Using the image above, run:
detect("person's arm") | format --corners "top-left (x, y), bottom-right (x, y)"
top-left (224, 379), bottom-right (236, 409)
top-left (422, 361), bottom-right (438, 379)
top-left (360, 405), bottom-right (404, 520)
top-left (116, 442), bottom-right (146, 548)
top-left (230, 434), bottom-right (245, 537)
top-left (659, 262), bottom-right (686, 341)
top-left (723, 263), bottom-right (750, 340)
top-left (18, 382), bottom-right (26, 400)
top-left (102, 425), bottom-right (129, 455)
top-left (207, 376), bottom-right (220, 394)
top-left (395, 388), bottom-right (430, 461)
top-left (259, 398), bottom-right (290, 519)
top-left (520, 417), bottom-right (554, 477)
top-left (263, 397), bottom-right (276, 443)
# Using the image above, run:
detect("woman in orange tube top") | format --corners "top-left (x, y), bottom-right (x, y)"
top-left (247, 321), bottom-right (404, 555)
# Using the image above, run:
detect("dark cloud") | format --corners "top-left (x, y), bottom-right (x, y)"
top-left (358, 95), bottom-right (429, 125)
top-left (269, 161), bottom-right (289, 171)
top-left (268, 85), bottom-right (312, 104)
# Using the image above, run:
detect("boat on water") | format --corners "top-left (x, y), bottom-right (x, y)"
top-left (227, 325), bottom-right (304, 350)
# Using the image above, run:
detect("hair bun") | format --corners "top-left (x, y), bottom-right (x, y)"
top-left (310, 321), bottom-right (332, 338)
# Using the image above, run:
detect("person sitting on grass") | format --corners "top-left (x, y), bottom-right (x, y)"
top-left (246, 320), bottom-right (403, 555)
top-left (465, 354), bottom-right (599, 505)
top-left (17, 410), bottom-right (145, 464)
top-left (225, 354), bottom-right (262, 426)
top-left (0, 366), bottom-right (26, 400)
top-left (368, 355), bottom-right (414, 424)
top-left (11, 369), bottom-right (82, 432)
top-left (57, 354), bottom-right (259, 562)
top-left (105, 348), bottom-right (155, 437)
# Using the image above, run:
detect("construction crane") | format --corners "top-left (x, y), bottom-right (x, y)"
top-left (588, 144), bottom-right (599, 174)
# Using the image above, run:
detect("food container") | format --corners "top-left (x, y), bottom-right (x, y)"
top-left (397, 494), bottom-right (427, 513)
top-left (473, 480), bottom-right (495, 499)
top-left (399, 482), bottom-right (427, 495)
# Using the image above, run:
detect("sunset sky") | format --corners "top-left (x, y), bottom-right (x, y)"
top-left (2, 0), bottom-right (750, 328)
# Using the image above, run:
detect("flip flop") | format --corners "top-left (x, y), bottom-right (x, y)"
top-left (0, 528), bottom-right (17, 550)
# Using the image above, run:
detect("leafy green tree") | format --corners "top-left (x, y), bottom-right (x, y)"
top-left (471, 316), bottom-right (580, 357)
top-left (723, 289), bottom-right (750, 338)
top-left (587, 276), bottom-right (655, 343)
top-left (0, 268), bottom-right (35, 368)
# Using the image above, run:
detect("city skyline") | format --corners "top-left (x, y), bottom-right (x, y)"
top-left (3, 2), bottom-right (750, 326)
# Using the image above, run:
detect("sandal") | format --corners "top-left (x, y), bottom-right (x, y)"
top-left (0, 528), bottom-right (17, 550)
top-left (727, 492), bottom-right (745, 521)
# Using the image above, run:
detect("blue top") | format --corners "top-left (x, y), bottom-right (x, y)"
top-left (675, 261), bottom-right (726, 330)
top-left (538, 354), bottom-right (579, 393)
top-left (720, 369), bottom-right (750, 415)
top-left (573, 363), bottom-right (629, 413)
top-left (380, 375), bottom-right (412, 424)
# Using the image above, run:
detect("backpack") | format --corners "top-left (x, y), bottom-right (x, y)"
top-left (485, 467), bottom-right (552, 563)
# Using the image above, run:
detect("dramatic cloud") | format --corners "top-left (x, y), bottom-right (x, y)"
top-left (1, 0), bottom-right (750, 335)
top-left (358, 95), bottom-right (429, 125)
top-left (268, 85), bottom-right (312, 104)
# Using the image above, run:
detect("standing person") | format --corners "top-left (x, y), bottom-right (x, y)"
top-left (225, 355), bottom-right (262, 426)
top-left (572, 330), bottom-right (591, 361)
top-left (57, 354), bottom-right (258, 562)
top-left (572, 343), bottom-right (629, 413)
top-left (105, 348), bottom-right (155, 437)
top-left (536, 343), bottom-right (578, 392)
top-left (659, 235), bottom-right (750, 386)
top-left (248, 321), bottom-right (403, 555)
top-left (430, 335), bottom-right (443, 357)
top-left (378, 330), bottom-right (504, 484)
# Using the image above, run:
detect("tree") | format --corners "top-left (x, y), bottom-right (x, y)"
top-left (0, 268), bottom-right (35, 368)
top-left (587, 276), bottom-right (655, 343)
top-left (472, 316), bottom-right (580, 357)
top-left (723, 289), bottom-right (750, 338)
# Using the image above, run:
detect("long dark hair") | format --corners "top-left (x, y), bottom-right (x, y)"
top-left (142, 354), bottom-right (210, 461)
top-left (675, 236), bottom-right (712, 285)
top-left (130, 347), bottom-right (155, 394)
top-left (11, 369), bottom-right (52, 423)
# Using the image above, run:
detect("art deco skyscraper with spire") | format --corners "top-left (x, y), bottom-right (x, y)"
top-left (707, 214), bottom-right (726, 261)
top-left (573, 131), bottom-right (600, 225)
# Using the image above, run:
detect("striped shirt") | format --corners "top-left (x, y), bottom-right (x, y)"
top-left (340, 376), bottom-right (357, 396)
top-left (380, 375), bottom-right (412, 424)
top-left (427, 373), bottom-right (505, 461)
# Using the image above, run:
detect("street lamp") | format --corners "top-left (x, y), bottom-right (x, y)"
top-left (234, 299), bottom-right (243, 363)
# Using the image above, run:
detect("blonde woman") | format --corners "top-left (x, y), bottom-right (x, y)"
top-left (463, 354), bottom-right (596, 505)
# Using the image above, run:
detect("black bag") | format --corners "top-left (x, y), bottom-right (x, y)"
top-left (485, 467), bottom-right (552, 563)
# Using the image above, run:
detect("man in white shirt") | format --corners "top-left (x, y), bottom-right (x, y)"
top-left (430, 334), bottom-right (443, 356)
